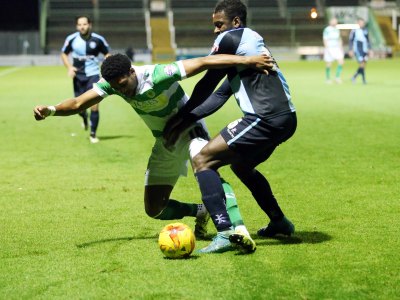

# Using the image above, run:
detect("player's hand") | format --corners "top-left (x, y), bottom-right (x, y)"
top-left (163, 114), bottom-right (190, 150)
top-left (67, 67), bottom-right (77, 78)
top-left (248, 54), bottom-right (275, 75)
top-left (33, 105), bottom-right (50, 121)
top-left (348, 50), bottom-right (354, 58)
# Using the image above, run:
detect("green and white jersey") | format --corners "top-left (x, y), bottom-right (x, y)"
top-left (93, 61), bottom-right (187, 137)
top-left (323, 25), bottom-right (341, 48)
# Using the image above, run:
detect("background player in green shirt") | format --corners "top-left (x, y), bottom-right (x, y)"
top-left (323, 17), bottom-right (344, 84)
top-left (33, 53), bottom-right (272, 253)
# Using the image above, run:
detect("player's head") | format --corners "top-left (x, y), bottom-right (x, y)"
top-left (75, 15), bottom-right (92, 36)
top-left (101, 54), bottom-right (138, 98)
top-left (357, 18), bottom-right (366, 28)
top-left (329, 18), bottom-right (338, 27)
top-left (213, 0), bottom-right (247, 35)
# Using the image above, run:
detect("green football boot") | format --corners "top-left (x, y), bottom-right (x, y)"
top-left (257, 216), bottom-right (295, 237)
top-left (229, 227), bottom-right (256, 254)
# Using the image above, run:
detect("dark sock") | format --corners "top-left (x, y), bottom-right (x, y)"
top-left (353, 68), bottom-right (359, 79)
top-left (236, 169), bottom-right (284, 222)
top-left (79, 110), bottom-right (88, 125)
top-left (79, 110), bottom-right (88, 119)
top-left (90, 111), bottom-right (99, 136)
top-left (360, 68), bottom-right (366, 83)
top-left (196, 170), bottom-right (232, 231)
top-left (154, 199), bottom-right (197, 220)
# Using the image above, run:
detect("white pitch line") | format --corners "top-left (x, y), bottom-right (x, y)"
top-left (0, 67), bottom-right (24, 77)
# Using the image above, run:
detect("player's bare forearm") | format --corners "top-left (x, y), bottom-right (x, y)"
top-left (61, 53), bottom-right (72, 69)
top-left (54, 99), bottom-right (91, 115)
top-left (34, 99), bottom-right (85, 120)
top-left (183, 54), bottom-right (273, 77)
top-left (33, 90), bottom-right (102, 120)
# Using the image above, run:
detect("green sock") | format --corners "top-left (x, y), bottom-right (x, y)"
top-left (336, 65), bottom-right (343, 78)
top-left (325, 67), bottom-right (331, 80)
top-left (154, 199), bottom-right (197, 220)
top-left (221, 178), bottom-right (244, 227)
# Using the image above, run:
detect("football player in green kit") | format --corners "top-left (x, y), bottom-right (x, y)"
top-left (34, 53), bottom-right (273, 253)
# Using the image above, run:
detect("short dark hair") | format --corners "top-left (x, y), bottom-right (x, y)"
top-left (75, 15), bottom-right (92, 24)
top-left (214, 0), bottom-right (247, 26)
top-left (101, 53), bottom-right (132, 81)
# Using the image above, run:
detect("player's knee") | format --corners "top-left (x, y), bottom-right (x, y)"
top-left (192, 153), bottom-right (209, 171)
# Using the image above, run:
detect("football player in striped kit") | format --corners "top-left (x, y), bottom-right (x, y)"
top-left (61, 15), bottom-right (110, 143)
top-left (33, 52), bottom-right (272, 250)
top-left (164, 0), bottom-right (297, 254)
top-left (323, 17), bottom-right (344, 84)
top-left (349, 18), bottom-right (372, 85)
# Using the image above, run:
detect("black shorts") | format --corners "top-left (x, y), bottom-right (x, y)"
top-left (220, 113), bottom-right (297, 166)
top-left (73, 74), bottom-right (100, 97)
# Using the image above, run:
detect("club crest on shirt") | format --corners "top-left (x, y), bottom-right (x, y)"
top-left (89, 41), bottom-right (97, 49)
top-left (163, 64), bottom-right (177, 76)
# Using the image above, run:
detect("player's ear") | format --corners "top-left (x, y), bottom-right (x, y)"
top-left (232, 16), bottom-right (241, 28)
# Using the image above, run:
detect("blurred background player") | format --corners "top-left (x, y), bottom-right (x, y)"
top-left (323, 17), bottom-right (344, 84)
top-left (33, 53), bottom-right (273, 249)
top-left (61, 15), bottom-right (110, 143)
top-left (349, 18), bottom-right (372, 85)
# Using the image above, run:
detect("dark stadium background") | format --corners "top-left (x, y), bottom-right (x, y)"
top-left (0, 1), bottom-right (39, 30)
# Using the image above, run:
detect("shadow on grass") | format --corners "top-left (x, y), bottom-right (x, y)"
top-left (194, 231), bottom-right (332, 245)
top-left (76, 231), bottom-right (331, 249)
top-left (76, 235), bottom-right (154, 248)
top-left (97, 135), bottom-right (135, 141)
top-left (255, 231), bottom-right (332, 246)
top-left (163, 255), bottom-right (200, 260)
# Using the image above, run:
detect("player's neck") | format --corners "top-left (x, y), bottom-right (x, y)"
top-left (80, 32), bottom-right (91, 40)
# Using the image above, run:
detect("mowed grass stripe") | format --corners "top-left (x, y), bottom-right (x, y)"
top-left (0, 59), bottom-right (399, 299)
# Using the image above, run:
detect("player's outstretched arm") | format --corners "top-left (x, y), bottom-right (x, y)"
top-left (182, 54), bottom-right (273, 77)
top-left (33, 89), bottom-right (103, 121)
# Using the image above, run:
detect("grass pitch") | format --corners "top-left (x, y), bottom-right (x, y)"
top-left (0, 59), bottom-right (399, 299)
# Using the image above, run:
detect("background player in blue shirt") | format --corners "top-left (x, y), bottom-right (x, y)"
top-left (61, 15), bottom-right (110, 143)
top-left (164, 0), bottom-right (296, 254)
top-left (349, 18), bottom-right (371, 84)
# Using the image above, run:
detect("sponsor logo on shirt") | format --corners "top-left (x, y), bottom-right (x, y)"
top-left (128, 94), bottom-right (169, 112)
top-left (163, 64), bottom-right (177, 76)
top-left (73, 54), bottom-right (96, 61)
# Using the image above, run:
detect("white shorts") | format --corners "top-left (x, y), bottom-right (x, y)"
top-left (324, 47), bottom-right (344, 63)
top-left (144, 121), bottom-right (209, 186)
